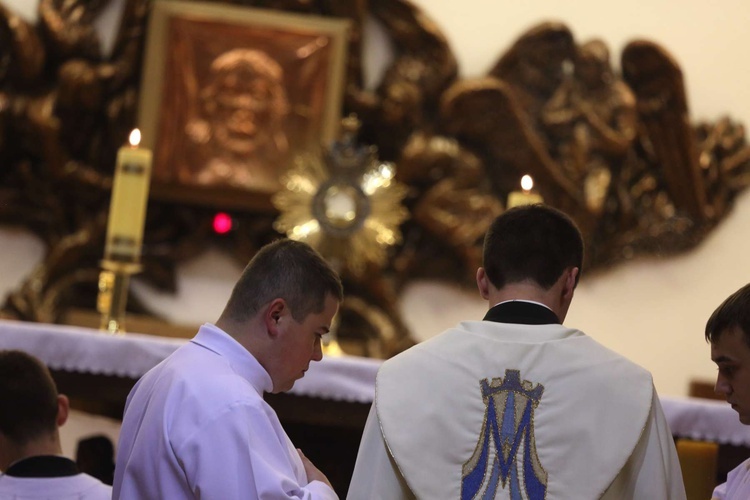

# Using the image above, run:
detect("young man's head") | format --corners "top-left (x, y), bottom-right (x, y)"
top-left (0, 350), bottom-right (69, 470)
top-left (477, 204), bottom-right (583, 320)
top-left (706, 283), bottom-right (750, 424)
top-left (218, 239), bottom-right (343, 393)
top-left (481, 204), bottom-right (583, 288)
top-left (221, 238), bottom-right (343, 324)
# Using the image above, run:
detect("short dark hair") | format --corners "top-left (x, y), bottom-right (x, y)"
top-left (0, 350), bottom-right (59, 444)
top-left (222, 239), bottom-right (343, 323)
top-left (482, 204), bottom-right (584, 289)
top-left (705, 283), bottom-right (750, 346)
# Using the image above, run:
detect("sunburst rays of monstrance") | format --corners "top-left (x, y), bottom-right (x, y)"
top-left (272, 115), bottom-right (409, 355)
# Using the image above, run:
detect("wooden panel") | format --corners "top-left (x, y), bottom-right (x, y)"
top-left (690, 379), bottom-right (722, 401)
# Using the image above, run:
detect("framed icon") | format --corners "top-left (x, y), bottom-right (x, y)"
top-left (138, 0), bottom-right (350, 211)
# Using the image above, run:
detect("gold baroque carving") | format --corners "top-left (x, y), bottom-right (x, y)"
top-left (1, 1), bottom-right (749, 358)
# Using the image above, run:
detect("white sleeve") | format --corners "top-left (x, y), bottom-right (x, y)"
top-left (711, 458), bottom-right (750, 500)
top-left (712, 481), bottom-right (726, 500)
top-left (177, 404), bottom-right (338, 500)
top-left (603, 388), bottom-right (687, 499)
top-left (347, 404), bottom-right (414, 500)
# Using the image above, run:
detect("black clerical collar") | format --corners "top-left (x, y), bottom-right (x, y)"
top-left (5, 455), bottom-right (79, 478)
top-left (483, 300), bottom-right (560, 325)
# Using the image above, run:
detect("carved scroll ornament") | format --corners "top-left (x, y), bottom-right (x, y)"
top-left (1, 0), bottom-right (748, 358)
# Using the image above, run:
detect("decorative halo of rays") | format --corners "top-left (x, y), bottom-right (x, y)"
top-left (272, 151), bottom-right (409, 276)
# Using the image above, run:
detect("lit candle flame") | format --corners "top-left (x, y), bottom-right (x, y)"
top-left (521, 174), bottom-right (534, 191)
top-left (129, 129), bottom-right (141, 147)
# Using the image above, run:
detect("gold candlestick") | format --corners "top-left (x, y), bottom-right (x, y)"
top-left (98, 261), bottom-right (143, 334)
top-left (507, 174), bottom-right (544, 208)
top-left (98, 129), bottom-right (153, 334)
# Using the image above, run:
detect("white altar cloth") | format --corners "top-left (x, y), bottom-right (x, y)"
top-left (661, 396), bottom-right (750, 447)
top-left (0, 319), bottom-right (379, 404)
top-left (2, 318), bottom-right (750, 447)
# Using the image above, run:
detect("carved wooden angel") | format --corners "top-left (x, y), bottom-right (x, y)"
top-left (440, 22), bottom-right (594, 234)
top-left (433, 21), bottom-right (750, 267)
top-left (345, 0), bottom-right (458, 160)
top-left (621, 40), bottom-right (710, 221)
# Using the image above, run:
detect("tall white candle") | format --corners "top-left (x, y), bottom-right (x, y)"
top-left (104, 129), bottom-right (153, 262)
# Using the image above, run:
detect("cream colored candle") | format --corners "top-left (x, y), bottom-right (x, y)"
top-left (507, 174), bottom-right (543, 208)
top-left (675, 438), bottom-right (718, 500)
top-left (104, 129), bottom-right (153, 262)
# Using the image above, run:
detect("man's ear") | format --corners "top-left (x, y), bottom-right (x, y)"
top-left (562, 267), bottom-right (579, 301)
top-left (56, 394), bottom-right (69, 428)
top-left (476, 267), bottom-right (490, 300)
top-left (264, 298), bottom-right (287, 337)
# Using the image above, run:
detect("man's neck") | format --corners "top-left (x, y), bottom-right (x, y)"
top-left (490, 284), bottom-right (554, 308)
top-left (487, 282), bottom-right (567, 323)
top-left (492, 299), bottom-right (553, 311)
top-left (0, 434), bottom-right (63, 471)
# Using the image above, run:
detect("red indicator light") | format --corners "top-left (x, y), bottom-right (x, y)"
top-left (213, 212), bottom-right (233, 234)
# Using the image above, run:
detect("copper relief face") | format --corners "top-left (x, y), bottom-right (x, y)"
top-left (156, 16), bottom-right (334, 194)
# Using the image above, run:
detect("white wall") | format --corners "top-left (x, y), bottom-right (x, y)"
top-left (2, 0), bottom-right (750, 397)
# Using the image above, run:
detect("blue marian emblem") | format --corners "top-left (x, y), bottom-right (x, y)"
top-left (461, 370), bottom-right (547, 500)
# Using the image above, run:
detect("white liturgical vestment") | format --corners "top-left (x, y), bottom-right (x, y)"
top-left (348, 310), bottom-right (685, 499)
top-left (0, 473), bottom-right (111, 499)
top-left (113, 323), bottom-right (337, 500)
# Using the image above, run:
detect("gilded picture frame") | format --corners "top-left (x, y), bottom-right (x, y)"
top-left (138, 0), bottom-right (350, 211)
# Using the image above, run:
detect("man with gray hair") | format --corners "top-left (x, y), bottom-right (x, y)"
top-left (114, 239), bottom-right (343, 499)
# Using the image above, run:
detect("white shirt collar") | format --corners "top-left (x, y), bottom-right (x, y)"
top-left (191, 323), bottom-right (273, 394)
top-left (492, 299), bottom-right (554, 311)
